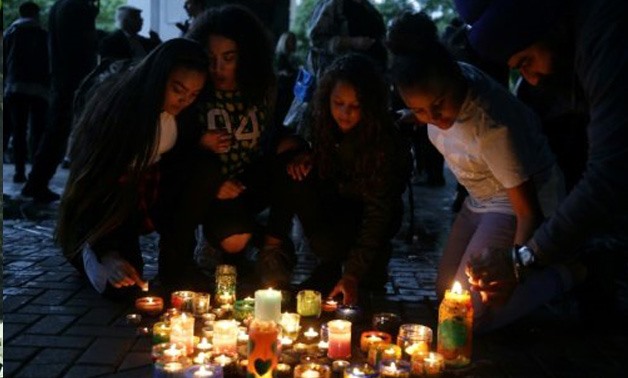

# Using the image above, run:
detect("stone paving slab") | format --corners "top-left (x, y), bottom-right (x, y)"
top-left (3, 163), bottom-right (628, 377)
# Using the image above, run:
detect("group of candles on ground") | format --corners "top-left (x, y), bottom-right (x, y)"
top-left (129, 265), bottom-right (473, 377)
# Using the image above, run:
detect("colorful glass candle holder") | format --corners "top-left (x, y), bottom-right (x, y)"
top-left (412, 351), bottom-right (445, 377)
top-left (184, 364), bottom-right (224, 378)
top-left (344, 363), bottom-right (378, 378)
top-left (171, 291), bottom-right (195, 312)
top-left (437, 281), bottom-right (472, 367)
top-left (397, 324), bottom-right (433, 359)
top-left (294, 362), bottom-right (331, 378)
top-left (213, 320), bottom-right (239, 355)
top-left (154, 358), bottom-right (191, 377)
top-left (280, 312), bottom-right (301, 340)
top-left (169, 312), bottom-right (195, 355)
top-left (360, 331), bottom-right (392, 353)
top-left (297, 290), bottom-right (322, 318)
top-left (234, 297), bottom-right (255, 322)
top-left (152, 322), bottom-right (171, 345)
top-left (327, 319), bottom-right (352, 359)
top-left (379, 359), bottom-right (411, 378)
top-left (193, 292), bottom-right (211, 316)
top-left (215, 265), bottom-right (237, 306)
top-left (247, 319), bottom-right (280, 378)
top-left (135, 296), bottom-right (164, 316)
top-left (368, 343), bottom-right (402, 367)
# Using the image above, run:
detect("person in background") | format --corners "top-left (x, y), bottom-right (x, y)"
top-left (260, 53), bottom-right (412, 303)
top-left (56, 39), bottom-right (208, 298)
top-left (3, 1), bottom-right (50, 183)
top-left (99, 5), bottom-right (161, 62)
top-left (20, 0), bottom-right (99, 202)
top-left (455, 0), bottom-right (628, 322)
top-left (389, 11), bottom-right (582, 332)
top-left (176, 0), bottom-right (207, 36)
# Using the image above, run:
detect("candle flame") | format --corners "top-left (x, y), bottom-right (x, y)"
top-left (452, 281), bottom-right (463, 294)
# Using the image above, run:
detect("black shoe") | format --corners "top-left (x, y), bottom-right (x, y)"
top-left (21, 184), bottom-right (61, 203)
top-left (13, 172), bottom-right (27, 183)
top-left (256, 240), bottom-right (296, 289)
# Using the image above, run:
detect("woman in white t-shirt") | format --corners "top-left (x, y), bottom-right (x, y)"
top-left (56, 39), bottom-right (208, 299)
top-left (388, 12), bottom-right (579, 332)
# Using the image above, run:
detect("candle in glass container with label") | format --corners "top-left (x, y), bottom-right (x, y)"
top-left (437, 281), bottom-right (472, 367)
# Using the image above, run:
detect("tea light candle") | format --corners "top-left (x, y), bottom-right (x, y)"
top-left (297, 290), bottom-right (322, 318)
top-left (185, 364), bottom-right (224, 378)
top-left (294, 342), bottom-right (308, 353)
top-left (322, 298), bottom-right (338, 312)
top-left (344, 363), bottom-right (377, 378)
top-left (368, 343), bottom-right (402, 367)
top-left (162, 343), bottom-right (185, 362)
top-left (423, 352), bottom-right (445, 377)
top-left (379, 360), bottom-right (411, 378)
top-left (255, 288), bottom-right (282, 322)
top-left (171, 291), bottom-right (195, 312)
top-left (276, 363), bottom-right (292, 378)
top-left (331, 360), bottom-right (350, 374)
top-left (303, 327), bottom-right (319, 340)
top-left (437, 281), bottom-right (472, 367)
top-left (126, 313), bottom-right (142, 325)
top-left (154, 360), bottom-right (187, 377)
top-left (193, 293), bottom-right (211, 316)
top-left (213, 354), bottom-right (234, 367)
top-left (280, 312), bottom-right (301, 340)
top-left (170, 312), bottom-right (195, 354)
top-left (212, 320), bottom-right (239, 355)
top-left (317, 340), bottom-right (329, 353)
top-left (397, 324), bottom-right (432, 360)
top-left (335, 305), bottom-right (362, 323)
top-left (193, 352), bottom-right (210, 365)
top-left (327, 319), bottom-right (351, 359)
top-left (280, 336), bottom-right (293, 348)
top-left (237, 328), bottom-right (249, 343)
top-left (152, 322), bottom-right (170, 344)
top-left (195, 337), bottom-right (213, 354)
top-left (294, 363), bottom-right (330, 378)
top-left (360, 331), bottom-right (392, 353)
top-left (135, 296), bottom-right (164, 316)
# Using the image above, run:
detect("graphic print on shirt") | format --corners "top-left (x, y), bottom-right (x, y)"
top-left (204, 90), bottom-right (265, 177)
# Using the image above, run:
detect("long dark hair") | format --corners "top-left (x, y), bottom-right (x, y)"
top-left (388, 11), bottom-right (466, 94)
top-left (186, 4), bottom-right (275, 106)
top-left (312, 53), bottom-right (392, 179)
top-left (56, 38), bottom-right (208, 259)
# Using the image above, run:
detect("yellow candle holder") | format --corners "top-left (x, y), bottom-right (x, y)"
top-left (367, 343), bottom-right (402, 367)
top-left (360, 331), bottom-right (392, 353)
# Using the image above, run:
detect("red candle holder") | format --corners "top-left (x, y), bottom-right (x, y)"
top-left (135, 296), bottom-right (164, 316)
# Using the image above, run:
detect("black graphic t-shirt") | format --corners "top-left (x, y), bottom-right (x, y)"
top-left (199, 89), bottom-right (268, 177)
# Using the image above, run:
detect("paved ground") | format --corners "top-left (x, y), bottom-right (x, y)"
top-left (2, 163), bottom-right (628, 377)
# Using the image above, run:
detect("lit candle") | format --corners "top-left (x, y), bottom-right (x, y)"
top-left (135, 296), bottom-right (164, 316)
top-left (276, 363), bottom-right (292, 378)
top-left (162, 343), bottom-right (185, 362)
top-left (368, 343), bottom-right (402, 367)
top-left (280, 312), bottom-right (301, 340)
top-left (331, 360), bottom-right (350, 374)
top-left (247, 319), bottom-right (280, 378)
top-left (195, 337), bottom-right (213, 354)
top-left (344, 363), bottom-right (377, 378)
top-left (212, 320), bottom-right (239, 355)
top-left (237, 328), bottom-right (249, 343)
top-left (193, 292), bottom-right (211, 316)
top-left (317, 340), bottom-right (329, 352)
top-left (215, 265), bottom-right (237, 306)
top-left (280, 336), bottom-right (294, 348)
top-left (397, 324), bottom-right (432, 359)
top-left (152, 322), bottom-right (170, 345)
top-left (303, 327), bottom-right (319, 340)
top-left (193, 352), bottom-right (210, 365)
top-left (293, 342), bottom-right (308, 353)
top-left (327, 319), bottom-right (351, 359)
top-left (379, 360), bottom-right (411, 378)
top-left (234, 297), bottom-right (255, 322)
top-left (186, 364), bottom-right (224, 378)
top-left (360, 331), bottom-right (391, 353)
top-left (293, 363), bottom-right (331, 378)
top-left (422, 352), bottom-right (445, 377)
top-left (213, 354), bottom-right (233, 367)
top-left (437, 281), bottom-right (472, 367)
top-left (322, 298), bottom-right (338, 312)
top-left (155, 360), bottom-right (187, 376)
top-left (170, 312), bottom-right (195, 355)
top-left (255, 288), bottom-right (282, 322)
top-left (296, 290), bottom-right (322, 318)
top-left (171, 291), bottom-right (195, 312)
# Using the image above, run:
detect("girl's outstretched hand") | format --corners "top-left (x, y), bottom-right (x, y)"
top-left (329, 275), bottom-right (359, 305)
top-left (287, 151), bottom-right (313, 181)
top-left (216, 179), bottom-right (246, 200)
top-left (101, 251), bottom-right (145, 289)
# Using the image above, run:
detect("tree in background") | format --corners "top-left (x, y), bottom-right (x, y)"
top-left (3, 0), bottom-right (125, 32)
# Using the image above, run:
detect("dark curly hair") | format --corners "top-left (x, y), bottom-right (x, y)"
top-left (312, 53), bottom-right (393, 179)
top-left (186, 4), bottom-right (276, 106)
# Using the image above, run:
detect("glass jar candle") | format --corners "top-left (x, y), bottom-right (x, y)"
top-left (152, 322), bottom-right (171, 345)
top-left (193, 292), bottom-right (211, 316)
top-left (368, 343), bottom-right (402, 367)
top-left (215, 265), bottom-right (237, 306)
top-left (279, 312), bottom-right (301, 340)
top-left (327, 320), bottom-right (352, 359)
top-left (169, 312), bottom-right (195, 355)
top-left (171, 291), bottom-right (196, 312)
top-left (360, 331), bottom-right (392, 353)
top-left (379, 359), bottom-right (411, 378)
top-left (212, 320), bottom-right (239, 355)
top-left (343, 363), bottom-right (378, 378)
top-left (397, 324), bottom-right (433, 359)
top-left (437, 281), bottom-right (472, 367)
top-left (296, 290), bottom-right (322, 318)
top-left (294, 362), bottom-right (331, 378)
top-left (234, 297), bottom-right (255, 322)
top-left (247, 319), bottom-right (280, 378)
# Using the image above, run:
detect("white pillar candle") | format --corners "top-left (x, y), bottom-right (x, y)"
top-left (212, 320), bottom-right (239, 355)
top-left (169, 312), bottom-right (195, 355)
top-left (255, 288), bottom-right (282, 322)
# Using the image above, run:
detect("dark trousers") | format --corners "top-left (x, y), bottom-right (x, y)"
top-left (3, 93), bottom-right (48, 175)
top-left (27, 84), bottom-right (75, 188)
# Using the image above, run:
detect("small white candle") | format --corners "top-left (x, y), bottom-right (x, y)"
top-left (303, 327), bottom-right (319, 340)
top-left (214, 354), bottom-right (233, 366)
